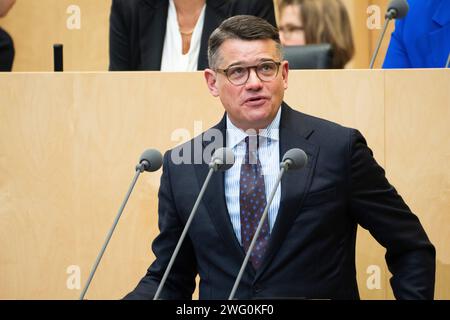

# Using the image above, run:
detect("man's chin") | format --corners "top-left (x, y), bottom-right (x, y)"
top-left (243, 113), bottom-right (273, 130)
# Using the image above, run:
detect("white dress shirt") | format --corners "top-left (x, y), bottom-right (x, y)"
top-left (160, 0), bottom-right (206, 71)
top-left (225, 107), bottom-right (282, 245)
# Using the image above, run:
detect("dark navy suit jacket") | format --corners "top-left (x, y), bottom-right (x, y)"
top-left (125, 104), bottom-right (435, 300)
top-left (109, 0), bottom-right (276, 71)
top-left (383, 0), bottom-right (450, 68)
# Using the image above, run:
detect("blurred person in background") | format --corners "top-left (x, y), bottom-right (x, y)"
top-left (383, 0), bottom-right (450, 68)
top-left (277, 0), bottom-right (354, 69)
top-left (0, 0), bottom-right (15, 71)
top-left (109, 0), bottom-right (276, 71)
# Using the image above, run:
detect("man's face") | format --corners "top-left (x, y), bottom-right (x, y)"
top-left (205, 39), bottom-right (289, 131)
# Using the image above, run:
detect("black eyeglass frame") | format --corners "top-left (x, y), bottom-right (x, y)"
top-left (216, 60), bottom-right (282, 86)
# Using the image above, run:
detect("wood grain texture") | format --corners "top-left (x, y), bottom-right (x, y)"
top-left (384, 69), bottom-right (450, 300)
top-left (0, 69), bottom-right (447, 299)
top-left (0, 0), bottom-right (110, 71)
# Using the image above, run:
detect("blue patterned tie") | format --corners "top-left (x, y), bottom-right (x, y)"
top-left (240, 136), bottom-right (269, 269)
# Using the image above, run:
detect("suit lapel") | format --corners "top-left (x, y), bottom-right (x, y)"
top-left (256, 104), bottom-right (319, 279)
top-left (193, 115), bottom-right (247, 263)
top-left (139, 0), bottom-right (168, 70)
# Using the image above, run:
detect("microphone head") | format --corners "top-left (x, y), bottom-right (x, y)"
top-left (282, 148), bottom-right (308, 170)
top-left (210, 147), bottom-right (235, 171)
top-left (386, 0), bottom-right (409, 19)
top-left (139, 149), bottom-right (163, 172)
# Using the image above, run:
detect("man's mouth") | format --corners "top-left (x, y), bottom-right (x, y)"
top-left (243, 96), bottom-right (269, 107)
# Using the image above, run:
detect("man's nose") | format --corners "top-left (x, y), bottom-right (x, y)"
top-left (245, 68), bottom-right (263, 89)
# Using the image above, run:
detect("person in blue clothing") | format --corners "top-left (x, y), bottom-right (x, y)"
top-left (383, 0), bottom-right (450, 68)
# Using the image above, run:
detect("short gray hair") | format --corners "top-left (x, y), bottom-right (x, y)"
top-left (207, 15), bottom-right (283, 69)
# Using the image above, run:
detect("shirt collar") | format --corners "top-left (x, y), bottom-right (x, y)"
top-left (226, 106), bottom-right (281, 149)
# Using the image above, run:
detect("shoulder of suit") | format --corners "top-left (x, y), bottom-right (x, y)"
top-left (286, 106), bottom-right (355, 143)
top-left (286, 105), bottom-right (351, 131)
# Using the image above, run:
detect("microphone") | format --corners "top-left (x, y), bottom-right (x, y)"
top-left (280, 148), bottom-right (308, 170)
top-left (209, 146), bottom-right (235, 171)
top-left (385, 0), bottom-right (409, 20)
top-left (53, 44), bottom-right (63, 72)
top-left (136, 149), bottom-right (163, 172)
top-left (228, 148), bottom-right (308, 300)
top-left (153, 147), bottom-right (235, 300)
top-left (369, 0), bottom-right (409, 69)
top-left (79, 149), bottom-right (163, 300)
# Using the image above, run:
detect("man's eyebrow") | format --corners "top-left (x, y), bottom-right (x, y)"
top-left (225, 58), bottom-right (276, 68)
top-left (225, 61), bottom-right (245, 68)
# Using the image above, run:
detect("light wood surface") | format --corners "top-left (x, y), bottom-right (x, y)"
top-left (0, 0), bottom-right (391, 71)
top-left (0, 69), bottom-right (448, 299)
top-left (0, 0), bottom-right (110, 71)
top-left (384, 69), bottom-right (450, 299)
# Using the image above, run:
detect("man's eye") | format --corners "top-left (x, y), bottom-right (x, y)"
top-left (259, 63), bottom-right (275, 72)
top-left (229, 67), bottom-right (245, 77)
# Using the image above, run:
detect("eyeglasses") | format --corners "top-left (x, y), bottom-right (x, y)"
top-left (279, 25), bottom-right (304, 41)
top-left (216, 60), bottom-right (282, 86)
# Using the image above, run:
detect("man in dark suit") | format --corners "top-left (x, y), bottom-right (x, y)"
top-left (125, 15), bottom-right (435, 300)
top-left (109, 0), bottom-right (276, 71)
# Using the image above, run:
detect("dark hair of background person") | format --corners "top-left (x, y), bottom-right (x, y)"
top-left (279, 0), bottom-right (355, 68)
top-left (207, 15), bottom-right (282, 70)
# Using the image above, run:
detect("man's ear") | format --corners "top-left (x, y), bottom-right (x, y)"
top-left (204, 68), bottom-right (220, 97)
top-left (282, 61), bottom-right (289, 90)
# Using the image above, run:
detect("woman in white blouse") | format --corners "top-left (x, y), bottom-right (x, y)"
top-left (109, 0), bottom-right (276, 71)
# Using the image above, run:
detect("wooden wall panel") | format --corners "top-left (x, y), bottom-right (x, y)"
top-left (0, 69), bottom-right (447, 299)
top-left (0, 72), bottom-right (222, 299)
top-left (384, 69), bottom-right (450, 300)
top-left (0, 0), bottom-right (110, 71)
